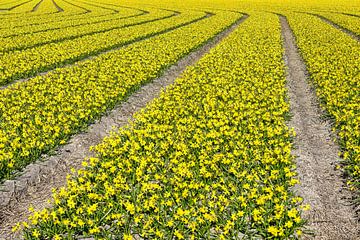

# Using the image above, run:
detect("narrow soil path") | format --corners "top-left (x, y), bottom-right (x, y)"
top-left (0, 14), bottom-right (248, 239)
top-left (280, 15), bottom-right (360, 240)
top-left (307, 12), bottom-right (360, 41)
top-left (31, 0), bottom-right (43, 12)
top-left (51, 0), bottom-right (63, 12)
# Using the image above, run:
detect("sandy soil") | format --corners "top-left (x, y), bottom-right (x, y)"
top-left (0, 14), bottom-right (248, 239)
top-left (280, 15), bottom-right (360, 239)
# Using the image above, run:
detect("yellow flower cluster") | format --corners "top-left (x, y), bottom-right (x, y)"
top-left (0, 6), bottom-right (145, 40)
top-left (0, 0), bottom-right (30, 10)
top-left (311, 12), bottom-right (360, 36)
top-left (0, 9), bottom-right (175, 52)
top-left (0, 10), bottom-right (240, 179)
top-left (32, 0), bottom-right (60, 14)
top-left (0, 9), bottom-right (206, 85)
top-left (0, 0), bottom-right (107, 26)
top-left (287, 13), bottom-right (360, 189)
top-left (21, 12), bottom-right (304, 239)
top-left (0, 0), bottom-right (37, 14)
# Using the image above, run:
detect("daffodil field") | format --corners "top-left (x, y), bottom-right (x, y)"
top-left (0, 0), bottom-right (359, 239)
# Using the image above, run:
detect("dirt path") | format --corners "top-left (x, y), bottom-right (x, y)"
top-left (0, 14), bottom-right (248, 239)
top-left (31, 0), bottom-right (43, 12)
top-left (280, 15), bottom-right (359, 239)
top-left (51, 0), bottom-right (63, 12)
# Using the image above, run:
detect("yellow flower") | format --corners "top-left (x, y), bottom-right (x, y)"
top-left (285, 220), bottom-right (293, 228)
top-left (267, 226), bottom-right (278, 236)
top-left (32, 229), bottom-right (40, 238)
top-left (167, 220), bottom-right (174, 227)
top-left (174, 230), bottom-right (184, 239)
top-left (54, 234), bottom-right (62, 240)
top-left (123, 234), bottom-right (133, 240)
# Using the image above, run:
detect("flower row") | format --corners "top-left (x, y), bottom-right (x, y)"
top-left (0, 10), bottom-right (206, 85)
top-left (0, 9), bottom-right (175, 52)
top-left (0, 10), bottom-right (240, 181)
top-left (20, 12), bottom-right (305, 239)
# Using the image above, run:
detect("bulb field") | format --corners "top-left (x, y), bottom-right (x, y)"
top-left (0, 0), bottom-right (359, 239)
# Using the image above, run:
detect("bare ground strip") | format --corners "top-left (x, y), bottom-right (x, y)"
top-left (280, 15), bottom-right (360, 239)
top-left (0, 14), bottom-right (248, 239)
top-left (51, 0), bottom-right (64, 12)
top-left (31, 0), bottom-right (43, 12)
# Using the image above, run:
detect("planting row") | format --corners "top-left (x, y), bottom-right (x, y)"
top-left (0, 0), bottom-right (36, 13)
top-left (18, 12), bottom-right (305, 239)
top-left (314, 12), bottom-right (360, 36)
top-left (33, 0), bottom-right (60, 14)
top-left (0, 3), bottom-right (144, 38)
top-left (0, 0), bottom-right (105, 26)
top-left (0, 8), bottom-right (173, 52)
top-left (0, 10), bottom-right (205, 85)
top-left (0, 11), bottom-right (240, 181)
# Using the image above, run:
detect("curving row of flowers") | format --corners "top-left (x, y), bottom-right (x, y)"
top-left (0, 10), bottom-right (240, 181)
top-left (0, 0), bottom-right (38, 14)
top-left (0, 4), bottom-right (145, 38)
top-left (0, 0), bottom-right (113, 27)
top-left (311, 11), bottom-right (360, 36)
top-left (18, 12), bottom-right (305, 239)
top-left (0, 9), bottom-right (175, 52)
top-left (32, 0), bottom-right (60, 14)
top-left (0, 10), bottom-right (206, 85)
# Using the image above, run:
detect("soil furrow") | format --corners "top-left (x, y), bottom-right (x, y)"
top-left (280, 15), bottom-right (360, 239)
top-left (51, 0), bottom-right (63, 12)
top-left (0, 14), bottom-right (248, 239)
top-left (308, 12), bottom-right (360, 41)
top-left (31, 0), bottom-right (43, 12)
